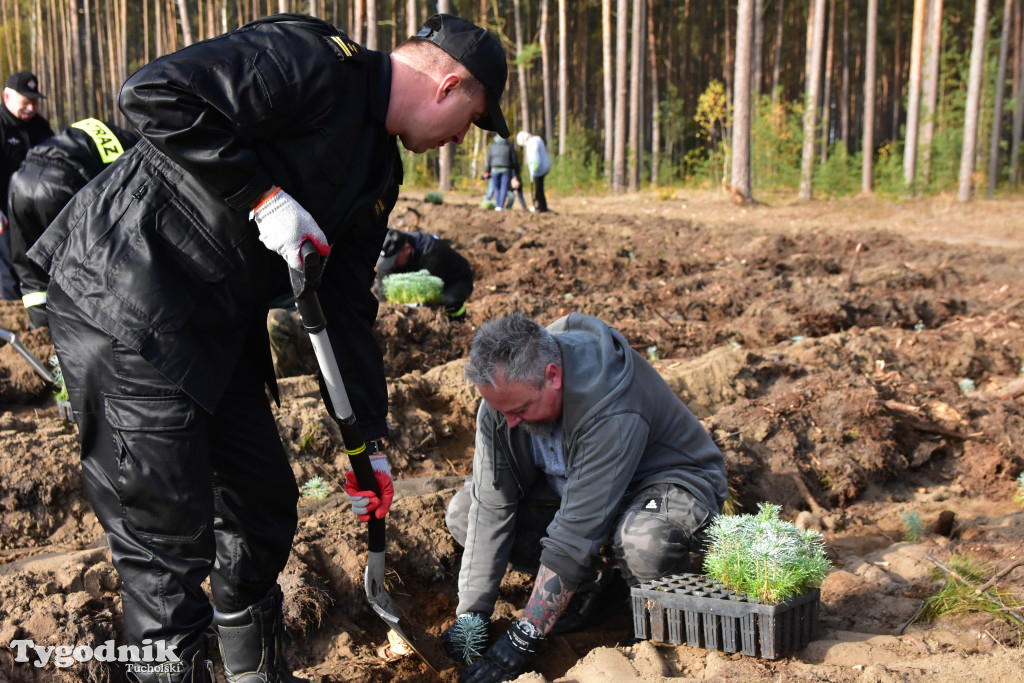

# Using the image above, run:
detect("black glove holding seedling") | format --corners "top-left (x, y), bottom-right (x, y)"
top-left (441, 612), bottom-right (489, 664)
top-left (459, 619), bottom-right (542, 683)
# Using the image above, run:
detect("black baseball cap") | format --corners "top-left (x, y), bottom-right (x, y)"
top-left (376, 229), bottom-right (409, 272)
top-left (5, 71), bottom-right (45, 98)
top-left (415, 14), bottom-right (509, 139)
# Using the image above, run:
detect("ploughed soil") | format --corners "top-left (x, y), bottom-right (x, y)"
top-left (2, 188), bottom-right (1023, 682)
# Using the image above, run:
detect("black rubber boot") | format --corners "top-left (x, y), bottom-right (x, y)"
top-left (126, 637), bottom-right (212, 683)
top-left (212, 585), bottom-right (311, 683)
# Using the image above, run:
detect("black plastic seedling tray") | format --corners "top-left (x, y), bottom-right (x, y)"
top-left (631, 573), bottom-right (820, 659)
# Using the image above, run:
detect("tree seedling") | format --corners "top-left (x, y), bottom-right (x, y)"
top-left (301, 476), bottom-right (333, 500)
top-left (382, 270), bottom-right (444, 305)
top-left (703, 502), bottom-right (832, 605)
top-left (445, 613), bottom-right (488, 664)
top-left (901, 510), bottom-right (925, 542)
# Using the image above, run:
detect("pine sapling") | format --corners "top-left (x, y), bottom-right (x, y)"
top-left (445, 613), bottom-right (488, 664)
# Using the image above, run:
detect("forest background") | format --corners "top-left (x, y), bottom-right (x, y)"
top-left (1, 0), bottom-right (1022, 204)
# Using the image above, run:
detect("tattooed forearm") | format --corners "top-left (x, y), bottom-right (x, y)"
top-left (521, 564), bottom-right (580, 635)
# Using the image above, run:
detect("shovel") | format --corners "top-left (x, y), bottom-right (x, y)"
top-left (289, 242), bottom-right (445, 675)
top-left (0, 326), bottom-right (56, 385)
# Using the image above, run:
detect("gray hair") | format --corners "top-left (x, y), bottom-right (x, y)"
top-left (464, 311), bottom-right (561, 389)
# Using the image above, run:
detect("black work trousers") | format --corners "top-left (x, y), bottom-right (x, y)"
top-left (48, 283), bottom-right (298, 656)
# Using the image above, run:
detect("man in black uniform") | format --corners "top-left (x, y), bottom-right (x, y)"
top-left (1, 70), bottom-right (53, 300)
top-left (375, 227), bottom-right (474, 318)
top-left (29, 13), bottom-right (507, 683)
top-left (7, 118), bottom-right (139, 328)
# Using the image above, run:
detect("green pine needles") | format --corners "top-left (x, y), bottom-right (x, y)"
top-left (1015, 473), bottom-right (1024, 507)
top-left (49, 355), bottom-right (69, 404)
top-left (901, 510), bottom-right (925, 542)
top-left (382, 270), bottom-right (444, 305)
top-left (703, 502), bottom-right (832, 605)
top-left (446, 613), bottom-right (488, 664)
top-left (301, 476), bottom-right (332, 500)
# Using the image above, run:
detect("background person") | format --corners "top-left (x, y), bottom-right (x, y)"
top-left (442, 311), bottom-right (727, 682)
top-left (484, 134), bottom-right (518, 211)
top-left (375, 227), bottom-right (474, 318)
top-left (29, 13), bottom-right (507, 683)
top-left (7, 118), bottom-right (139, 328)
top-left (1, 70), bottom-right (53, 300)
top-left (515, 130), bottom-right (550, 213)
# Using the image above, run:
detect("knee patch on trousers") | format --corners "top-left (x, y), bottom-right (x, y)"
top-left (612, 484), bottom-right (714, 585)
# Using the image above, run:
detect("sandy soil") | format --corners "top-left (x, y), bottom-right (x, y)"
top-left (1, 188), bottom-right (1023, 682)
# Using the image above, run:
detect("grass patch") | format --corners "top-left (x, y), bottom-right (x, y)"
top-left (917, 553), bottom-right (1024, 643)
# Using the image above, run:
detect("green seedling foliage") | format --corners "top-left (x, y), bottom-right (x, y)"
top-left (445, 613), bottom-right (489, 664)
top-left (424, 191), bottom-right (444, 204)
top-left (50, 355), bottom-right (69, 403)
top-left (1014, 473), bottom-right (1024, 507)
top-left (901, 510), bottom-right (925, 542)
top-left (301, 476), bottom-right (332, 500)
top-left (703, 502), bottom-right (832, 605)
top-left (382, 270), bottom-right (444, 305)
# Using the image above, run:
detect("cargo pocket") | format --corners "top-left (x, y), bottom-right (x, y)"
top-left (105, 393), bottom-right (211, 545)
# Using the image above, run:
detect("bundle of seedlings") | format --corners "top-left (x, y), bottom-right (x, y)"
top-left (382, 270), bottom-right (444, 306)
top-left (702, 502), bottom-right (832, 604)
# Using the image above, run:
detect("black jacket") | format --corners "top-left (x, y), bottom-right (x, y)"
top-left (377, 230), bottom-right (474, 310)
top-left (8, 121), bottom-right (139, 326)
top-left (30, 14), bottom-right (402, 435)
top-left (485, 137), bottom-right (519, 175)
top-left (0, 105), bottom-right (54, 210)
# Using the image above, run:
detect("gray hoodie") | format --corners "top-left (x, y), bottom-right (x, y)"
top-left (456, 313), bottom-right (727, 615)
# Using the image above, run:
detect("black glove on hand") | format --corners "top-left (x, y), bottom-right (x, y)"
top-left (441, 612), bottom-right (489, 664)
top-left (459, 619), bottom-right (543, 683)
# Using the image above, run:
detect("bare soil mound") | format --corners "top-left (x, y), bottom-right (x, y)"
top-left (2, 190), bottom-right (1023, 682)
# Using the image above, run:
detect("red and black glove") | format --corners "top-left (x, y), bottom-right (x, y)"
top-left (343, 454), bottom-right (394, 522)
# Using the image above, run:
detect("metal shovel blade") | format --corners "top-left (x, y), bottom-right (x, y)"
top-left (365, 550), bottom-right (446, 675)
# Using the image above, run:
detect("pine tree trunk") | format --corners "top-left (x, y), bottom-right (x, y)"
top-left (987, 0), bottom-right (1013, 197)
top-left (541, 0), bottom-right (554, 143)
top-left (732, 0), bottom-right (754, 201)
top-left (902, 0), bottom-right (925, 194)
top-left (557, 0), bottom-right (567, 154)
top-left (770, 0), bottom-right (784, 103)
top-left (957, 0), bottom-right (990, 201)
top-left (920, 0), bottom-right (943, 186)
top-left (799, 0), bottom-right (826, 200)
top-left (820, 0), bottom-right (836, 163)
top-left (862, 0), bottom-right (878, 193)
top-left (176, 0), bottom-right (194, 45)
top-left (514, 0), bottom-right (530, 136)
top-left (602, 0), bottom-right (613, 177)
top-left (840, 0), bottom-right (850, 150)
top-left (647, 0), bottom-right (660, 186)
top-left (613, 0), bottom-right (628, 193)
top-left (628, 0), bottom-right (642, 191)
top-left (437, 0), bottom-right (451, 192)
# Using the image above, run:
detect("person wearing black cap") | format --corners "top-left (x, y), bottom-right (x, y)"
top-left (376, 227), bottom-right (475, 318)
top-left (7, 118), bottom-right (139, 328)
top-left (27, 13), bottom-right (507, 683)
top-left (1, 70), bottom-right (53, 300)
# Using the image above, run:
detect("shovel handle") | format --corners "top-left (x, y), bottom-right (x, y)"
top-left (292, 242), bottom-right (385, 553)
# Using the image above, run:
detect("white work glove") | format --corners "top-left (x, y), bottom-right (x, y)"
top-left (250, 187), bottom-right (330, 270)
top-left (343, 454), bottom-right (394, 522)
